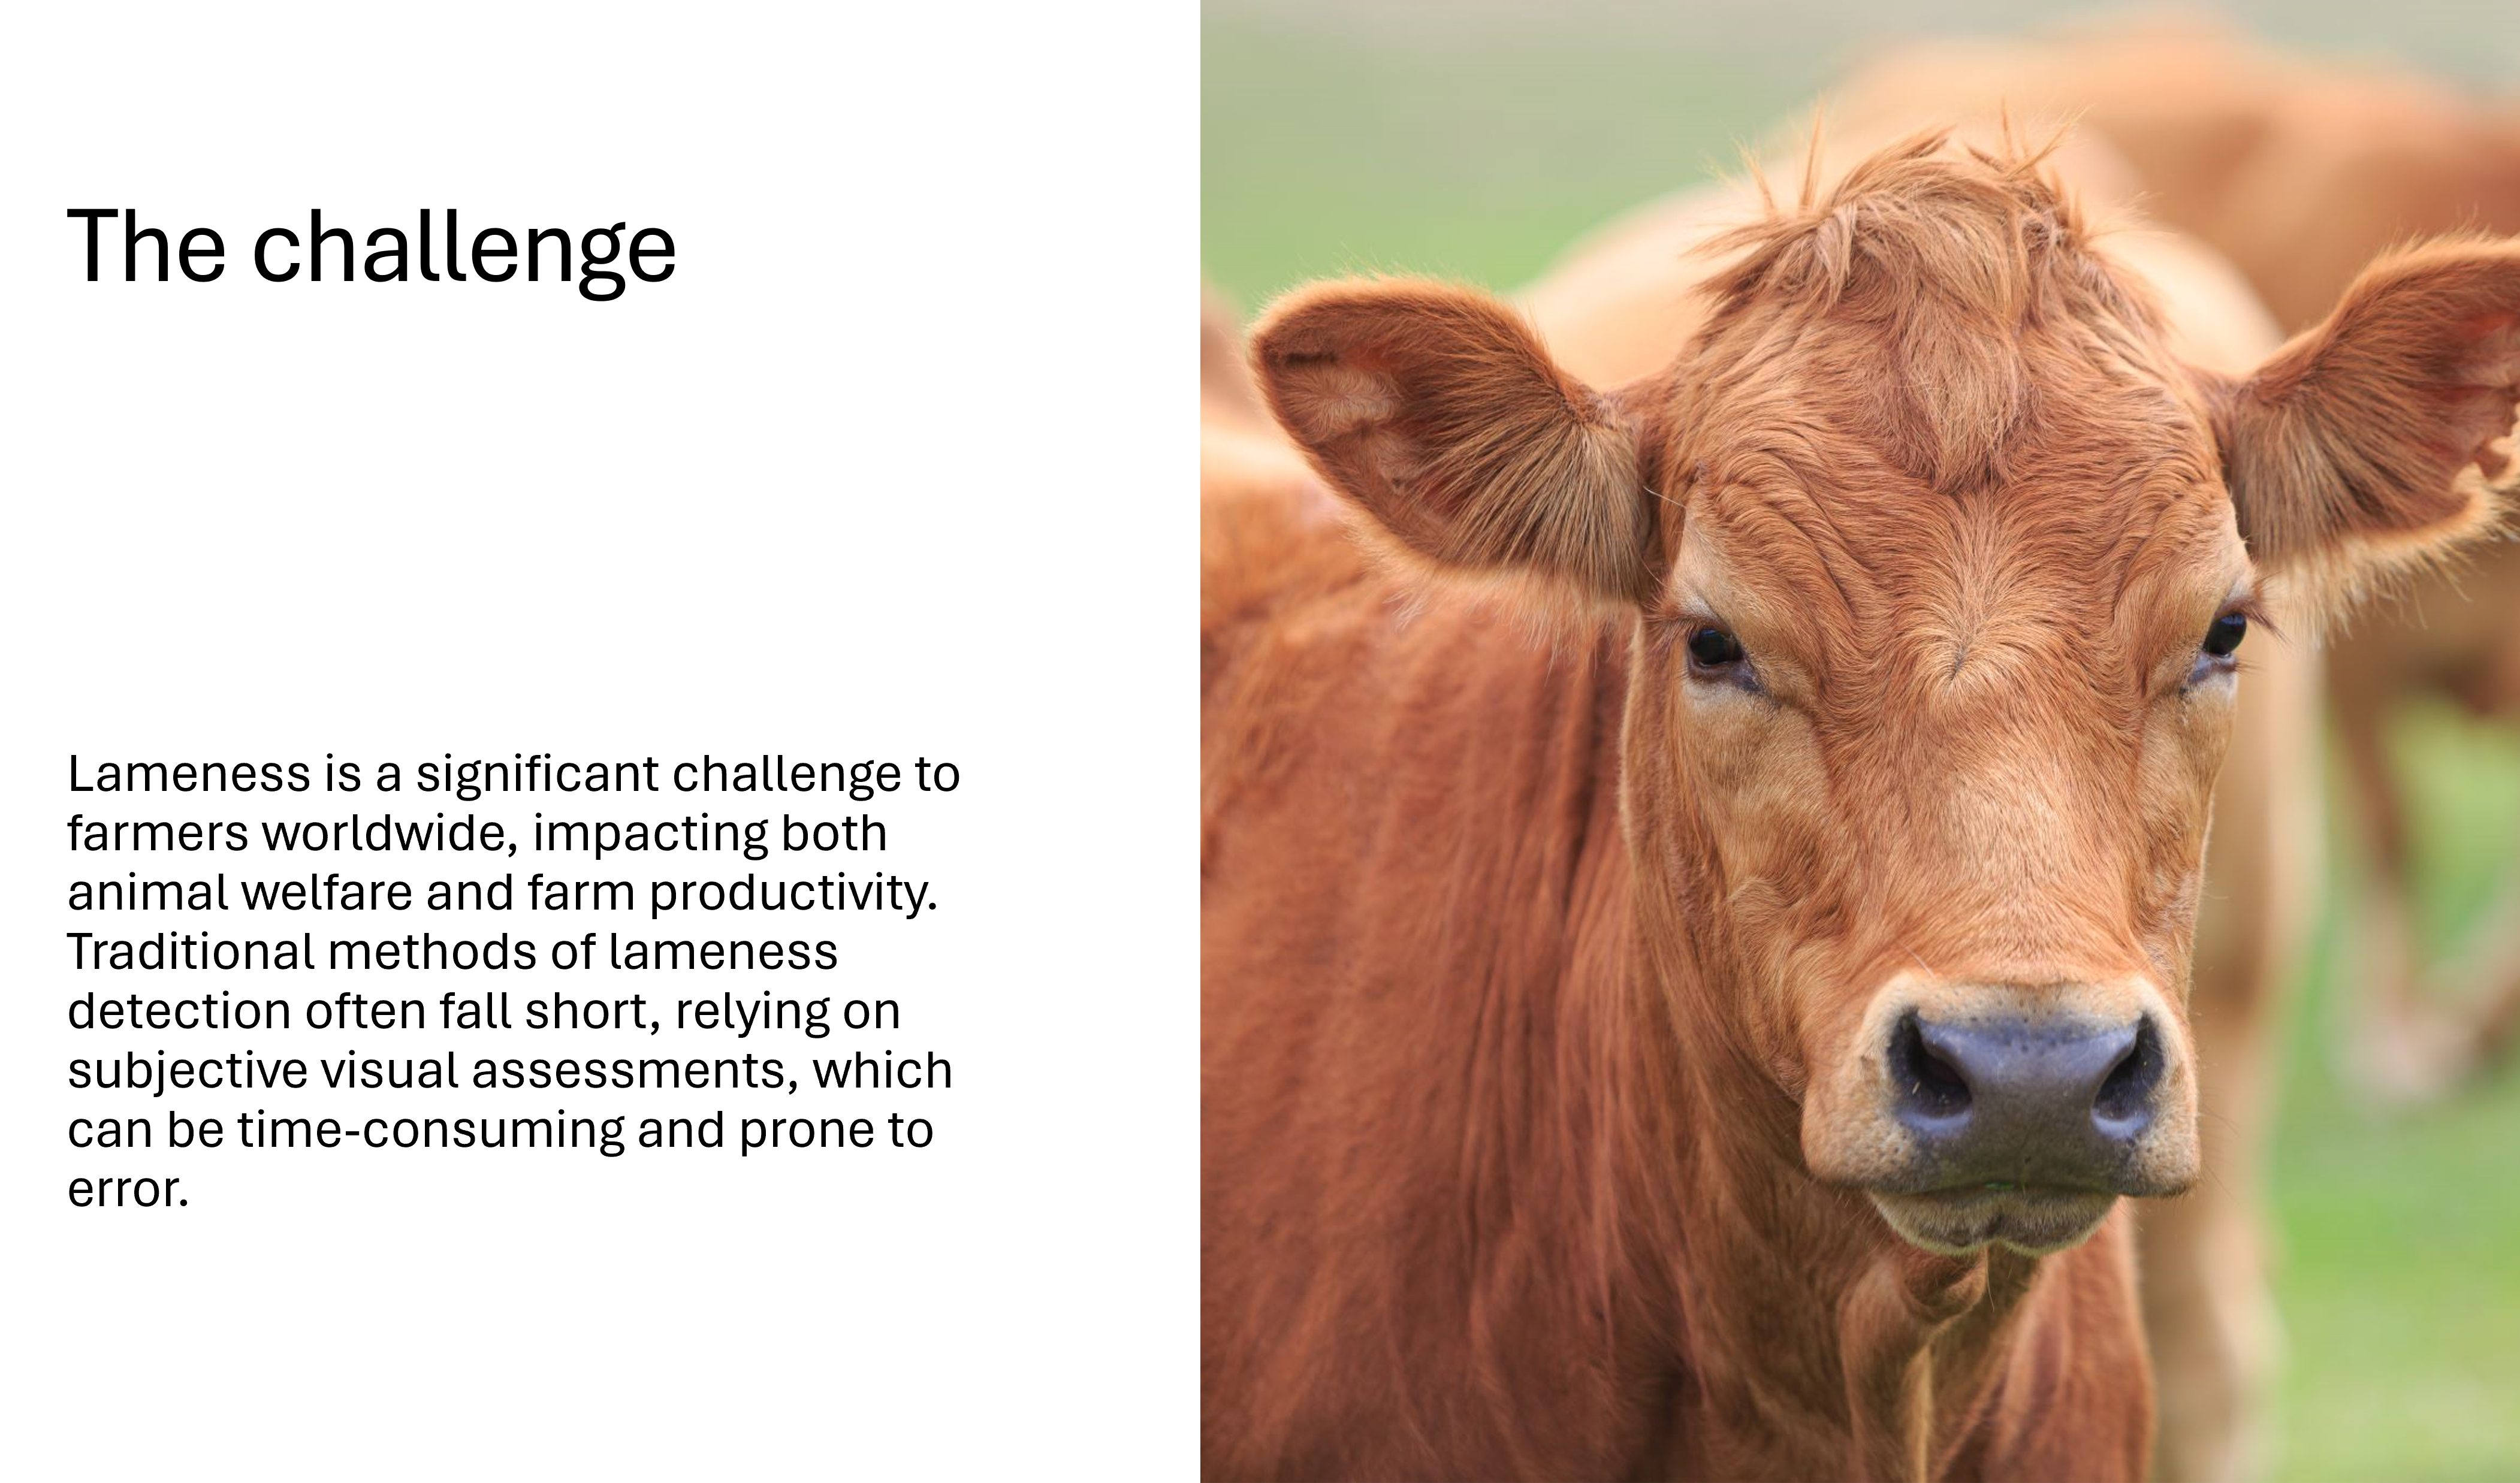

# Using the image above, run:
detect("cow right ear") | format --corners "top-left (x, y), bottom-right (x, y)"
top-left (1250, 277), bottom-right (1656, 609)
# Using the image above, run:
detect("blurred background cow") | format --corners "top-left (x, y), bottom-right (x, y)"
top-left (1205, 5), bottom-right (2520, 1480)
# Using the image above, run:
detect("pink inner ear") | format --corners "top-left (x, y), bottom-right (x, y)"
top-left (2427, 383), bottom-right (2513, 464)
top-left (1327, 348), bottom-right (1478, 525)
top-left (2455, 308), bottom-right (2519, 342)
top-left (2439, 312), bottom-right (2520, 476)
top-left (1408, 468), bottom-right (1468, 520)
top-left (2451, 310), bottom-right (2520, 385)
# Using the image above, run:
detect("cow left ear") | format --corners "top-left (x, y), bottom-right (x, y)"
top-left (2217, 238), bottom-right (2519, 622)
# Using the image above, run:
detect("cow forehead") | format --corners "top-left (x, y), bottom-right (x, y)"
top-left (1703, 429), bottom-right (2222, 563)
top-left (1664, 452), bottom-right (2243, 685)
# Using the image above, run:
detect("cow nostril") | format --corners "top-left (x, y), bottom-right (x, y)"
top-left (1890, 1012), bottom-right (1973, 1120)
top-left (2092, 1014), bottom-right (2164, 1132)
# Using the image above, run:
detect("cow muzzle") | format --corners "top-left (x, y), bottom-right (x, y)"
top-left (1806, 977), bottom-right (2200, 1257)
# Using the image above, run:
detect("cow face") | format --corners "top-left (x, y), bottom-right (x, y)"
top-left (1251, 138), bottom-right (2519, 1257)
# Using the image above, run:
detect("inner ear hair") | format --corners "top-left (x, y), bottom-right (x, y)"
top-left (2219, 237), bottom-right (2520, 625)
top-left (1250, 277), bottom-right (1655, 614)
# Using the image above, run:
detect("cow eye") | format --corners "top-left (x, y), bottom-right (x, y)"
top-left (2201, 611), bottom-right (2247, 659)
top-left (1685, 624), bottom-right (1746, 675)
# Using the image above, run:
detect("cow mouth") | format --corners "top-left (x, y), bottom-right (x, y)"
top-left (1866, 1185), bottom-right (2119, 1257)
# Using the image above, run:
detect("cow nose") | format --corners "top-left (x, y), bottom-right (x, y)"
top-left (1885, 1010), bottom-right (2165, 1189)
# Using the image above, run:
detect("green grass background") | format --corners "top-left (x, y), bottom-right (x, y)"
top-left (1205, 5), bottom-right (2520, 1477)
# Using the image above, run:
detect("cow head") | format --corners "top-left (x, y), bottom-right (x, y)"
top-left (1251, 137), bottom-right (2519, 1257)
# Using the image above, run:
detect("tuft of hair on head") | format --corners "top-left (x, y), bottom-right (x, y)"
top-left (1687, 125), bottom-right (2163, 493)
top-left (1734, 138), bottom-right (1779, 219)
top-left (1795, 99), bottom-right (1830, 214)
top-left (1697, 125), bottom-right (2121, 321)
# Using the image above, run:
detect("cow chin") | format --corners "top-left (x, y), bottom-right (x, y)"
top-left (1867, 1187), bottom-right (2120, 1257)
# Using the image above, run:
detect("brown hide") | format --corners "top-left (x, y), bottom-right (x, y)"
top-left (1202, 127), bottom-right (2519, 1480)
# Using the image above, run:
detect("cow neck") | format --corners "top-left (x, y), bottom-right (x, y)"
top-left (1650, 1059), bottom-right (2055, 1479)
top-left (1604, 659), bottom-right (2059, 1482)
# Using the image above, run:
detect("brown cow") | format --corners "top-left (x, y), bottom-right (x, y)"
top-left (1202, 132), bottom-right (2520, 1479)
top-left (1509, 125), bottom-right (2316, 1483)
